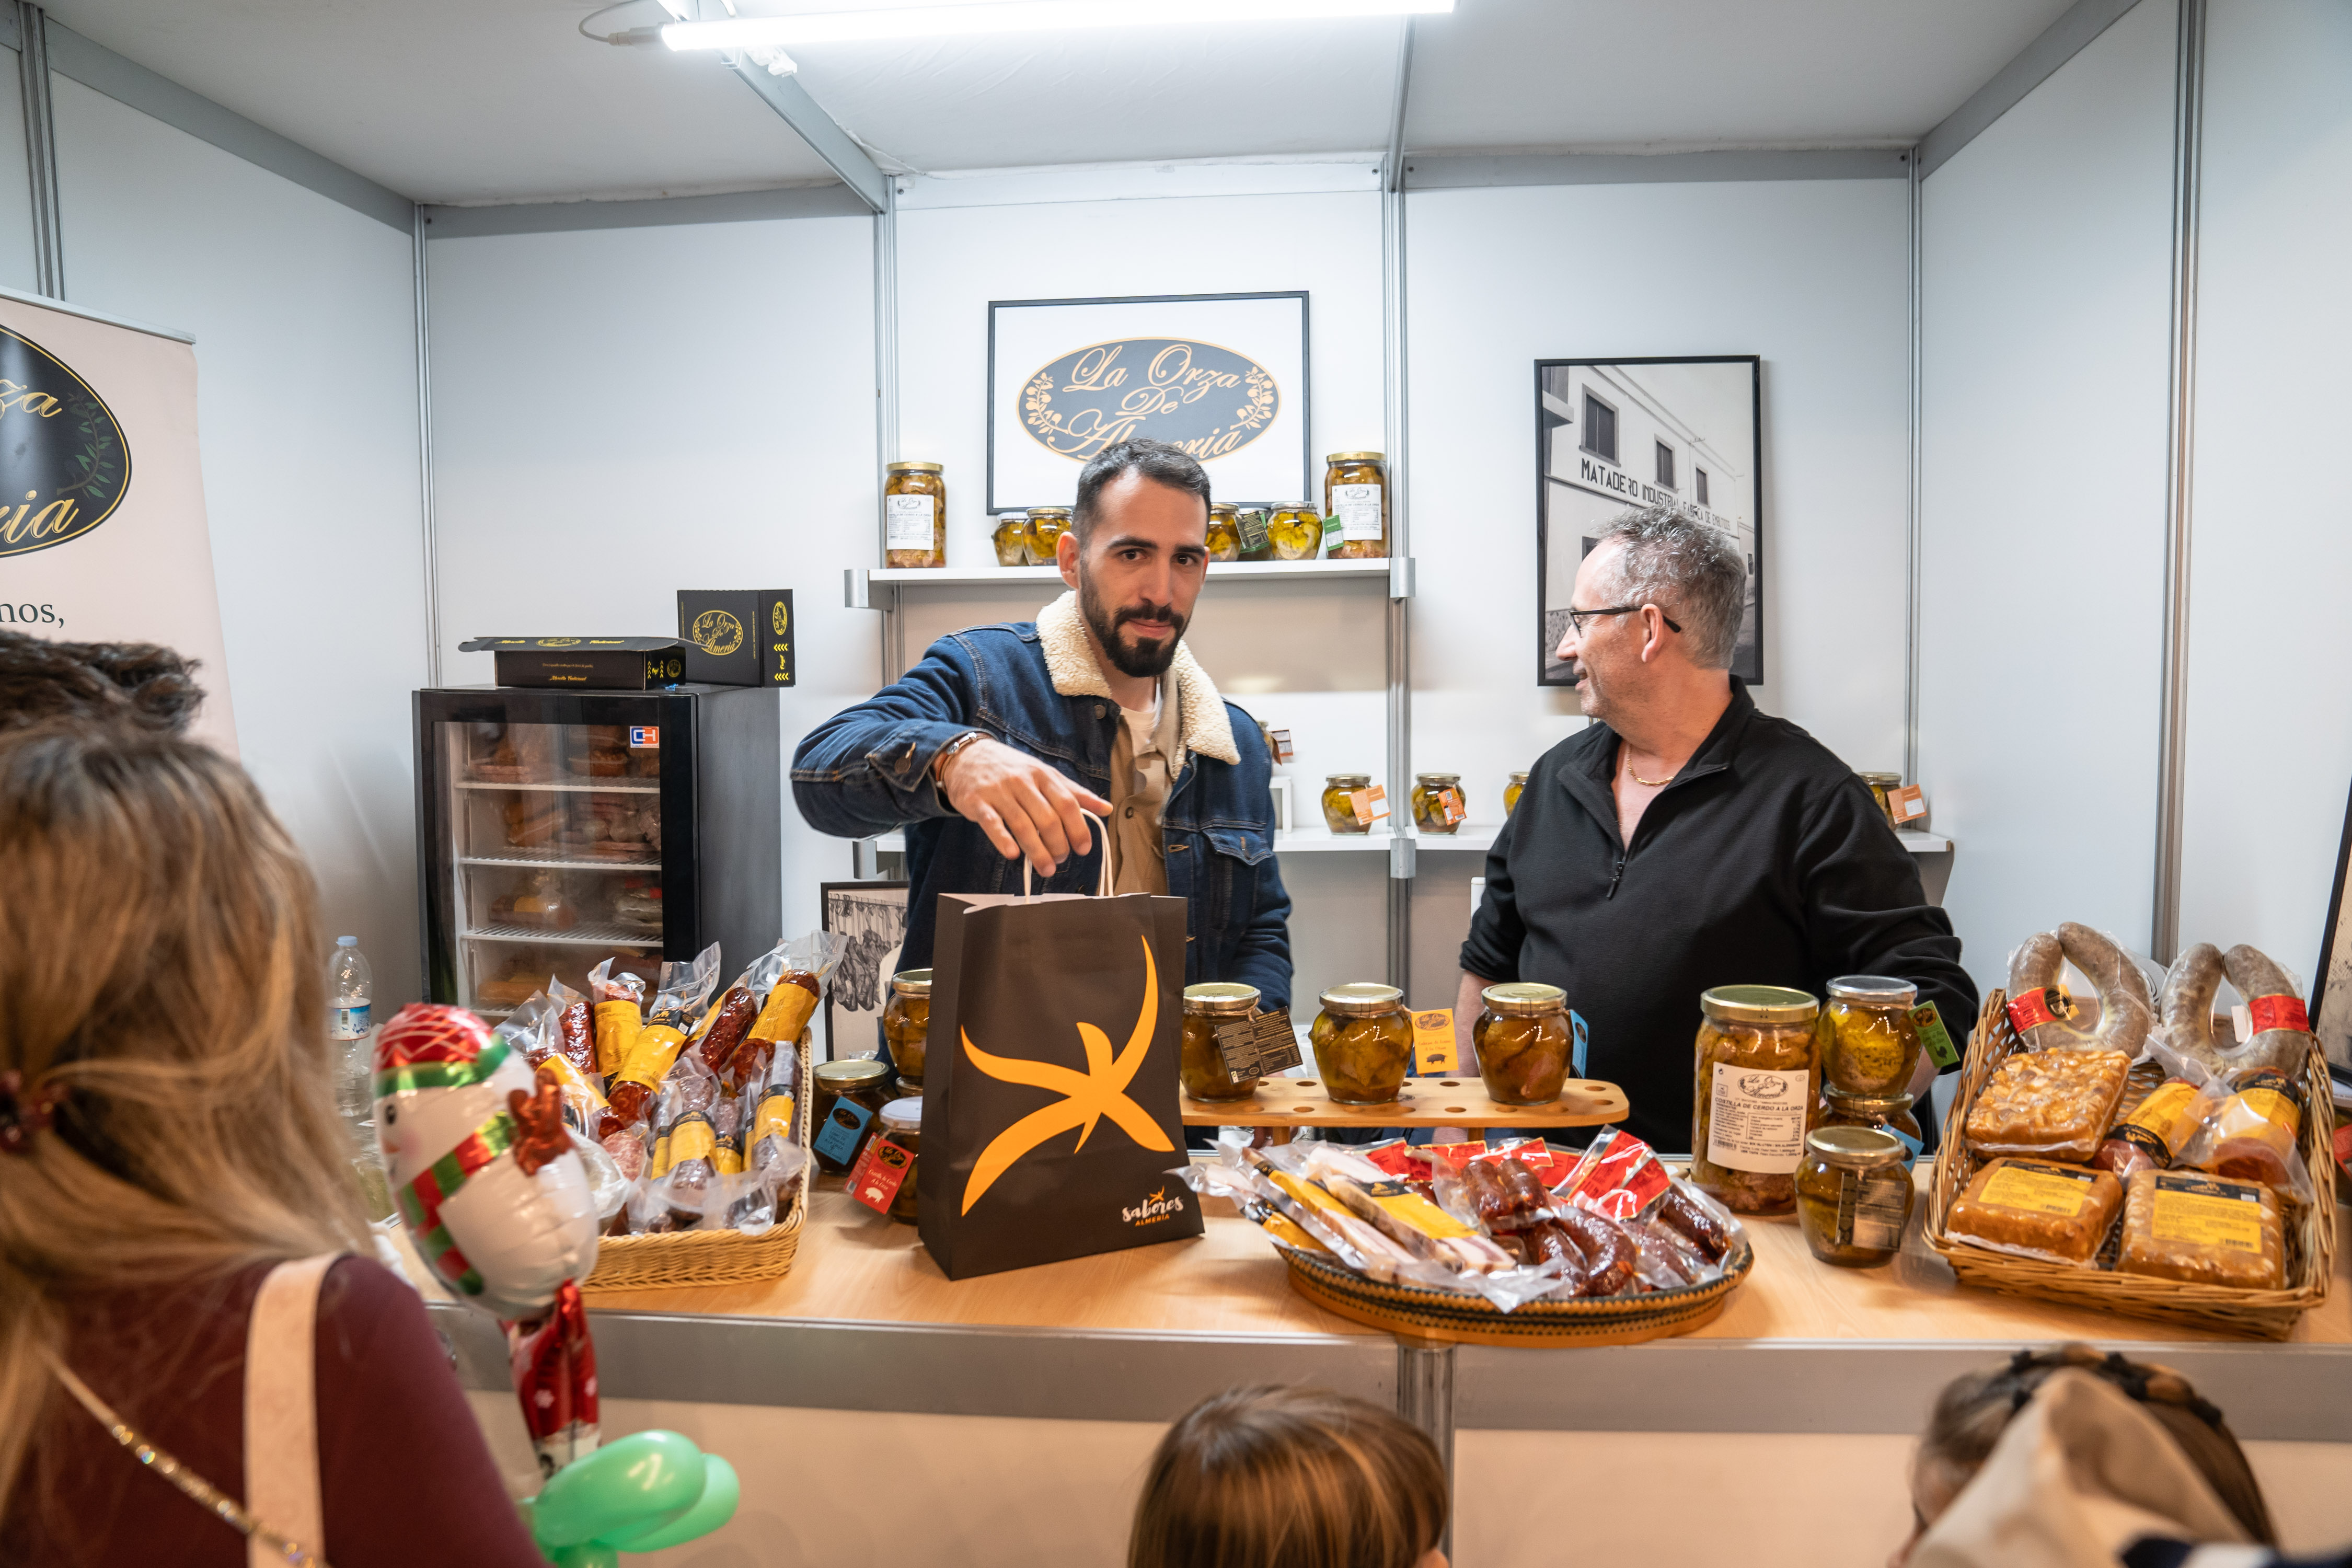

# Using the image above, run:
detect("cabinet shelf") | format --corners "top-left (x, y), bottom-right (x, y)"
top-left (854, 824), bottom-right (1951, 860)
top-left (864, 558), bottom-right (1392, 589)
top-left (454, 779), bottom-right (660, 795)
top-left (459, 851), bottom-right (660, 871)
top-left (463, 921), bottom-right (663, 946)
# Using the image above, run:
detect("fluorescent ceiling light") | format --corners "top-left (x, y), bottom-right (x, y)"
top-left (660, 0), bottom-right (1454, 50)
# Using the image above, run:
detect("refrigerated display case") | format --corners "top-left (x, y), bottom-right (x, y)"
top-left (413, 685), bottom-right (779, 1018)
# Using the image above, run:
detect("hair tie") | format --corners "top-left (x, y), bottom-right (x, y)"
top-left (0, 1070), bottom-right (66, 1155)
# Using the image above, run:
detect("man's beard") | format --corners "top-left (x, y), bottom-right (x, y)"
top-left (1566, 657), bottom-right (1608, 720)
top-left (1078, 562), bottom-right (1186, 680)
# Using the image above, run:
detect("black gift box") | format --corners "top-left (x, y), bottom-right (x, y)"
top-left (455, 636), bottom-right (688, 690)
top-left (677, 590), bottom-right (795, 687)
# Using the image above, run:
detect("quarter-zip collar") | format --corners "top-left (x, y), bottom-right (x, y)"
top-left (1558, 678), bottom-right (1756, 894)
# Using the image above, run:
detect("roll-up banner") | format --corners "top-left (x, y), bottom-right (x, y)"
top-left (0, 290), bottom-right (235, 753)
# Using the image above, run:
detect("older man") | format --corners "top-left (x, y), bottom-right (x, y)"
top-left (1458, 504), bottom-right (1975, 1152)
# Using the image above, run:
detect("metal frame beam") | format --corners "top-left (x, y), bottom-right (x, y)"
top-left (723, 53), bottom-right (889, 214)
top-left (1917, 0), bottom-right (2147, 179)
top-left (2152, 0), bottom-right (2205, 964)
top-left (1381, 17), bottom-right (1415, 989)
top-left (16, 3), bottom-right (61, 296)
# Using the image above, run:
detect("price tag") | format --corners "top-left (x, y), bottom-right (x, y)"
top-left (1888, 783), bottom-right (1926, 823)
top-left (1349, 785), bottom-right (1388, 825)
top-left (1411, 1009), bottom-right (1458, 1074)
top-left (1266, 728), bottom-right (1295, 764)
top-left (1213, 1007), bottom-right (1301, 1081)
top-left (1320, 513), bottom-right (1342, 553)
top-left (1912, 1000), bottom-right (1961, 1068)
top-left (849, 1137), bottom-right (912, 1214)
top-left (1236, 508), bottom-right (1270, 554)
top-left (812, 1097), bottom-right (874, 1166)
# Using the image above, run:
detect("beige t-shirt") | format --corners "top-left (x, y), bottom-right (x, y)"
top-left (1106, 668), bottom-right (1179, 895)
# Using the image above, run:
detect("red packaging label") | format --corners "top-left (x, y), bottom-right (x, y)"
top-left (1472, 1138), bottom-right (1563, 1178)
top-left (2006, 985), bottom-right (2069, 1035)
top-left (851, 1137), bottom-right (912, 1213)
top-left (1415, 1140), bottom-right (1486, 1173)
top-left (1560, 1128), bottom-right (1669, 1219)
top-left (2246, 994), bottom-right (2310, 1034)
top-left (1362, 1140), bottom-right (1419, 1177)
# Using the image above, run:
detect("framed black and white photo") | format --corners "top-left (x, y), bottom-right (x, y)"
top-left (988, 292), bottom-right (1310, 515)
top-left (1534, 357), bottom-right (1763, 686)
top-left (821, 880), bottom-right (908, 1064)
top-left (2312, 778), bottom-right (2352, 1075)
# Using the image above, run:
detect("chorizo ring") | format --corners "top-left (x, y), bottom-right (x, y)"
top-left (2222, 943), bottom-right (2313, 1075)
top-left (2158, 942), bottom-right (2227, 1071)
top-left (1554, 1206), bottom-right (1637, 1297)
top-left (2005, 923), bottom-right (2153, 1055)
top-left (1656, 1185), bottom-right (1732, 1263)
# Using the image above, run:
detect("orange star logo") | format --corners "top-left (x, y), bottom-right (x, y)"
top-left (959, 934), bottom-right (1174, 1214)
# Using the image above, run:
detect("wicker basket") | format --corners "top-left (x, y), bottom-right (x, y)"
top-left (582, 1037), bottom-right (816, 1294)
top-left (1923, 989), bottom-right (2337, 1340)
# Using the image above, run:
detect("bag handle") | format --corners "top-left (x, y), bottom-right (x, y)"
top-left (1020, 810), bottom-right (1111, 900)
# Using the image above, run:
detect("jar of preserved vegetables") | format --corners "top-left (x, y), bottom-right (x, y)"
top-left (1504, 771), bottom-right (1528, 817)
top-left (1265, 504), bottom-right (1323, 562)
top-left (882, 969), bottom-right (931, 1089)
top-left (884, 462), bottom-right (946, 569)
top-left (990, 513), bottom-right (1030, 567)
top-left (1323, 452), bottom-right (1388, 559)
top-left (874, 1098), bottom-right (924, 1224)
top-left (1856, 771), bottom-right (1904, 829)
top-left (1233, 508), bottom-right (1272, 562)
top-left (810, 1058), bottom-right (895, 1176)
top-left (1205, 503), bottom-right (1242, 563)
top-left (1823, 975), bottom-right (1920, 1097)
top-left (1321, 773), bottom-right (1375, 834)
top-left (1411, 773), bottom-right (1466, 834)
top-left (1794, 1126), bottom-right (1913, 1266)
top-left (1181, 982), bottom-right (1261, 1102)
top-left (1025, 506), bottom-right (1070, 562)
top-left (1820, 1087), bottom-right (1924, 1169)
top-left (1310, 983), bottom-right (1412, 1104)
top-left (1474, 983), bottom-right (1572, 1105)
top-left (1692, 985), bottom-right (1821, 1216)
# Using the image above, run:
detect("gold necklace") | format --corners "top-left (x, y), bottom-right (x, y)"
top-left (1622, 752), bottom-right (1675, 788)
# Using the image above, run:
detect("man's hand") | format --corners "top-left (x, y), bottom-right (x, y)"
top-left (1456, 971), bottom-right (1497, 1063)
top-left (936, 736), bottom-right (1112, 878)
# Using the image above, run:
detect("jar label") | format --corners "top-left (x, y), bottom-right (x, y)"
top-left (851, 1136), bottom-right (914, 1214)
top-left (2246, 994), bottom-right (2309, 1034)
top-left (1333, 482), bottom-right (1382, 541)
top-left (1841, 1169), bottom-right (1910, 1251)
top-left (2149, 1173), bottom-right (2264, 1253)
top-left (1887, 783), bottom-right (1927, 823)
top-left (1236, 509), bottom-right (1270, 552)
top-left (1213, 1007), bottom-right (1300, 1080)
top-left (1911, 1001), bottom-right (1960, 1068)
top-left (813, 1096), bottom-right (876, 1165)
top-left (2004, 985), bottom-right (2074, 1038)
top-left (1410, 1009), bottom-right (1457, 1074)
top-left (1704, 1063), bottom-right (1809, 1174)
top-left (885, 493), bottom-right (937, 550)
top-left (1348, 784), bottom-right (1388, 825)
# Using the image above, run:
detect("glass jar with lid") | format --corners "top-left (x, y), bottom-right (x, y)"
top-left (1181, 982), bottom-right (1262, 1102)
top-left (881, 969), bottom-right (931, 1089)
top-left (1820, 1087), bottom-right (1923, 1169)
top-left (1411, 773), bottom-right (1466, 834)
top-left (1320, 774), bottom-right (1374, 834)
top-left (1691, 985), bottom-right (1821, 1215)
top-left (1473, 983), bottom-right (1573, 1105)
top-left (990, 513), bottom-right (1031, 567)
top-left (1233, 507), bottom-right (1273, 562)
top-left (1794, 1126), bottom-right (1913, 1266)
top-left (1323, 452), bottom-right (1388, 559)
top-left (1504, 771), bottom-right (1528, 817)
top-left (1856, 771), bottom-right (1904, 829)
top-left (1823, 975), bottom-right (1921, 1097)
top-left (884, 462), bottom-right (946, 569)
top-left (1264, 504), bottom-right (1323, 562)
top-left (1205, 503), bottom-right (1242, 563)
top-left (810, 1057), bottom-right (895, 1176)
top-left (1310, 983), bottom-right (1413, 1104)
top-left (1024, 506), bottom-right (1070, 562)
top-left (873, 1098), bottom-right (924, 1224)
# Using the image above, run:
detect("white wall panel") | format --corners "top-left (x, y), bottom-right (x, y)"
top-left (1917, 0), bottom-right (2179, 998)
top-left (51, 76), bottom-right (429, 1002)
top-left (2176, 0), bottom-right (2352, 978)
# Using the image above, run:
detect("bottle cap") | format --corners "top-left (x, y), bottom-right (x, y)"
top-left (337, 936), bottom-right (358, 947)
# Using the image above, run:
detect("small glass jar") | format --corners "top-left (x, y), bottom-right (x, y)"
top-left (1504, 771), bottom-right (1528, 817)
top-left (1310, 983), bottom-right (1413, 1104)
top-left (1233, 507), bottom-right (1273, 562)
top-left (1205, 503), bottom-right (1242, 563)
top-left (1320, 773), bottom-right (1374, 834)
top-left (874, 1098), bottom-right (923, 1224)
top-left (1794, 1126), bottom-right (1914, 1267)
top-left (882, 969), bottom-right (931, 1088)
top-left (1181, 982), bottom-right (1261, 1102)
top-left (1856, 771), bottom-right (1904, 830)
top-left (810, 1057), bottom-right (895, 1176)
top-left (1473, 983), bottom-right (1573, 1106)
top-left (990, 513), bottom-right (1031, 567)
top-left (1691, 985), bottom-right (1821, 1216)
top-left (884, 462), bottom-right (946, 569)
top-left (1265, 504), bottom-right (1323, 561)
top-left (1024, 506), bottom-right (1070, 562)
top-left (1823, 975), bottom-right (1921, 1097)
top-left (1411, 773), bottom-right (1466, 834)
top-left (1820, 1087), bottom-right (1924, 1169)
top-left (1323, 452), bottom-right (1388, 559)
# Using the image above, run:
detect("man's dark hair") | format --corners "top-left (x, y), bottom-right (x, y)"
top-left (1071, 440), bottom-right (1210, 549)
top-left (0, 630), bottom-right (204, 734)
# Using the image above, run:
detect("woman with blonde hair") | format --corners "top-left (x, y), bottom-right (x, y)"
top-left (0, 722), bottom-right (540, 1565)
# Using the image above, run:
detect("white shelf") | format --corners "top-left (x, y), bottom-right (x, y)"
top-left (459, 850), bottom-right (660, 871)
top-left (1896, 829), bottom-right (1952, 852)
top-left (863, 558), bottom-right (1393, 588)
top-left (463, 921), bottom-right (663, 946)
top-left (1273, 828), bottom-right (1394, 853)
top-left (858, 823), bottom-right (1951, 861)
top-left (454, 779), bottom-right (660, 794)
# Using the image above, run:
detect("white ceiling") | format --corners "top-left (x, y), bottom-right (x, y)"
top-left (40, 0), bottom-right (2079, 205)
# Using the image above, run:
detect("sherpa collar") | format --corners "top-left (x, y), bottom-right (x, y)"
top-left (1036, 591), bottom-right (1240, 765)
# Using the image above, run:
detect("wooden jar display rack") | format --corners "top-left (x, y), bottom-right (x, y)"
top-left (1180, 1074), bottom-right (1628, 1130)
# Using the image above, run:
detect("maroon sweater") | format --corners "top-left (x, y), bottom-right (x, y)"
top-left (3, 1256), bottom-right (547, 1566)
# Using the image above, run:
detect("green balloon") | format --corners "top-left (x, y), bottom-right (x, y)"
top-left (550, 1546), bottom-right (617, 1568)
top-left (601, 1454), bottom-right (739, 1552)
top-left (530, 1431), bottom-right (704, 1547)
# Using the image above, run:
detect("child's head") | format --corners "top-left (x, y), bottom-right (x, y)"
top-left (1895, 1344), bottom-right (2273, 1565)
top-left (1131, 1386), bottom-right (1449, 1568)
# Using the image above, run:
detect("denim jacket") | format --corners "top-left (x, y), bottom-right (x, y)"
top-left (791, 591), bottom-right (1293, 1009)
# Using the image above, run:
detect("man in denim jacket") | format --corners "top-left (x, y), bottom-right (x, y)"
top-left (793, 440), bottom-right (1293, 1008)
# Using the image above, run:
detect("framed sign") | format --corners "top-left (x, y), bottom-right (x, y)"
top-left (822, 880), bottom-right (908, 1063)
top-left (988, 292), bottom-right (1310, 514)
top-left (2313, 777), bottom-right (2352, 1075)
top-left (1535, 357), bottom-right (1763, 687)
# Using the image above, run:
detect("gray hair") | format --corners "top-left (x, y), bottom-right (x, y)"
top-left (1587, 503), bottom-right (1747, 669)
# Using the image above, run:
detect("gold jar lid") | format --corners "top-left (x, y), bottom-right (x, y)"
top-left (1272, 503), bottom-right (1317, 514)
top-left (879, 1097), bottom-right (925, 1131)
top-left (891, 967), bottom-right (932, 997)
top-left (1320, 982), bottom-right (1403, 1017)
top-left (1325, 451), bottom-right (1385, 463)
top-left (1508, 770), bottom-right (1529, 782)
top-left (1824, 1087), bottom-right (1917, 1116)
top-left (1805, 1125), bottom-right (1906, 1169)
top-left (1415, 773), bottom-right (1461, 785)
top-left (1481, 982), bottom-right (1565, 1016)
top-left (1855, 770), bottom-right (1904, 787)
top-left (1827, 974), bottom-right (1916, 1006)
top-left (1028, 505), bottom-right (1071, 519)
top-left (814, 1058), bottom-right (892, 1089)
top-left (1700, 985), bottom-right (1818, 1024)
top-left (1209, 502), bottom-right (1237, 519)
top-left (995, 511), bottom-right (1028, 524)
top-left (886, 460), bottom-right (943, 474)
top-left (1183, 982), bottom-right (1259, 1016)
top-left (1326, 773), bottom-right (1371, 788)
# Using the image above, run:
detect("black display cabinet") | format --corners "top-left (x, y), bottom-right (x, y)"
top-left (413, 685), bottom-right (779, 1017)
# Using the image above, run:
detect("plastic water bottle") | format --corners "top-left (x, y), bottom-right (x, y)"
top-left (328, 936), bottom-right (374, 1123)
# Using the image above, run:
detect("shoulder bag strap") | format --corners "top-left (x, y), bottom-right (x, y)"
top-left (244, 1253), bottom-right (339, 1568)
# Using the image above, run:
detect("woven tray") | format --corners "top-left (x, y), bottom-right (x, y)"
top-left (1923, 989), bottom-right (2337, 1340)
top-left (1280, 1237), bottom-right (1754, 1347)
top-left (582, 1037), bottom-right (815, 1294)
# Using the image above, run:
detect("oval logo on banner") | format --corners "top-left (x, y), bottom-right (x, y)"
top-left (1020, 338), bottom-right (1278, 464)
top-left (0, 326), bottom-right (132, 559)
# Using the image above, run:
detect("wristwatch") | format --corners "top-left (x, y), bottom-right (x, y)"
top-left (932, 730), bottom-right (987, 789)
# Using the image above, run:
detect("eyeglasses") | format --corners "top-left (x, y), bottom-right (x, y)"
top-left (1565, 604), bottom-right (1682, 637)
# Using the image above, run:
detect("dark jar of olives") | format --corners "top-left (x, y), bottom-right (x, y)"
top-left (881, 969), bottom-right (931, 1089)
top-left (1310, 983), bottom-right (1412, 1105)
top-left (1181, 982), bottom-right (1262, 1102)
top-left (1794, 1126), bottom-right (1913, 1266)
top-left (872, 1098), bottom-right (924, 1224)
top-left (1473, 983), bottom-right (1573, 1106)
top-left (809, 1058), bottom-right (895, 1177)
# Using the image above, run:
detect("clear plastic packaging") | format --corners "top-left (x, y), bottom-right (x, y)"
top-left (2001, 924), bottom-right (2155, 1057)
top-left (606, 942), bottom-right (722, 1127)
top-left (2115, 1168), bottom-right (2282, 1288)
top-left (1945, 1157), bottom-right (2123, 1265)
top-left (1963, 1047), bottom-right (2132, 1162)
